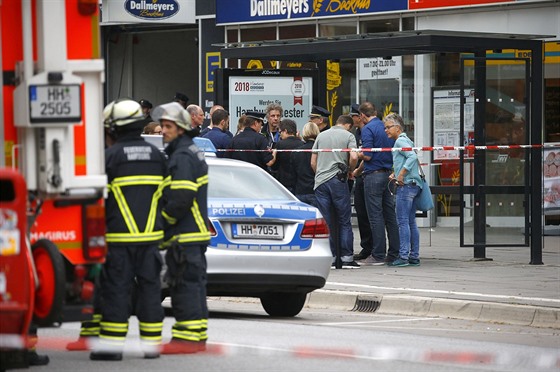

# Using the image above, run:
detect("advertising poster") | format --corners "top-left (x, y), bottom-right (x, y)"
top-left (227, 74), bottom-right (314, 133)
top-left (544, 144), bottom-right (560, 213)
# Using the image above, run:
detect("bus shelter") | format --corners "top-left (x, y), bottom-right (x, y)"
top-left (218, 30), bottom-right (551, 264)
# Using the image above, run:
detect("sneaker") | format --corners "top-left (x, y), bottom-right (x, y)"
top-left (388, 258), bottom-right (409, 267)
top-left (341, 261), bottom-right (361, 269)
top-left (408, 258), bottom-right (420, 266)
top-left (358, 256), bottom-right (386, 266)
top-left (353, 252), bottom-right (371, 261)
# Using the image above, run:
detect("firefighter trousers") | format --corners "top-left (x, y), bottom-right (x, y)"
top-left (99, 243), bottom-right (164, 350)
top-left (165, 244), bottom-right (208, 343)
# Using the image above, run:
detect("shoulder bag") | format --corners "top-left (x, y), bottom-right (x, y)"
top-left (415, 158), bottom-right (434, 212)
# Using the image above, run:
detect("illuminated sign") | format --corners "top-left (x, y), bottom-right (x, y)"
top-left (102, 0), bottom-right (195, 24)
top-left (216, 0), bottom-right (407, 25)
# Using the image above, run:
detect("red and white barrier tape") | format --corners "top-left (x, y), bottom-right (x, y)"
top-left (216, 144), bottom-right (560, 153)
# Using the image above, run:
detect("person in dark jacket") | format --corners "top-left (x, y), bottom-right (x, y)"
top-left (291, 121), bottom-right (320, 208)
top-left (152, 102), bottom-right (211, 354)
top-left (272, 119), bottom-right (303, 192)
top-left (90, 99), bottom-right (167, 361)
top-left (225, 111), bottom-right (276, 171)
top-left (202, 108), bottom-right (231, 157)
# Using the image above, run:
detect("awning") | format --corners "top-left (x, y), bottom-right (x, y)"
top-left (217, 29), bottom-right (552, 61)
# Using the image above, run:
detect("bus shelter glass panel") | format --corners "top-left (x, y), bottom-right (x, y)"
top-left (460, 57), bottom-right (530, 247)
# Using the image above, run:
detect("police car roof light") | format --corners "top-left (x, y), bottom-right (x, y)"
top-left (193, 137), bottom-right (217, 154)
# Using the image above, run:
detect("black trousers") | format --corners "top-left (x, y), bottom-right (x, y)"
top-left (354, 175), bottom-right (373, 255)
top-left (101, 244), bottom-right (164, 324)
top-left (165, 244), bottom-right (208, 323)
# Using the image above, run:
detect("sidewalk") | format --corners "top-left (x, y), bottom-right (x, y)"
top-left (307, 227), bottom-right (560, 329)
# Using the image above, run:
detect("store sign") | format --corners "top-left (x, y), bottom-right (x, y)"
top-left (216, 0), bottom-right (407, 25)
top-left (358, 57), bottom-right (402, 80)
top-left (101, 0), bottom-right (195, 24)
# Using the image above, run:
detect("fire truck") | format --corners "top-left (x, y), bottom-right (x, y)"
top-left (1, 0), bottom-right (107, 336)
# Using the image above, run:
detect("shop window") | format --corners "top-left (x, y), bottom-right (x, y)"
top-left (279, 24), bottom-right (315, 39)
top-left (360, 18), bottom-right (399, 33)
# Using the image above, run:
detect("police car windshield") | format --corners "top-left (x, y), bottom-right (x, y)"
top-left (208, 164), bottom-right (293, 200)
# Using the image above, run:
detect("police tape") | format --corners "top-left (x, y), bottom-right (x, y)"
top-left (216, 143), bottom-right (560, 153)
top-left (5, 334), bottom-right (555, 370)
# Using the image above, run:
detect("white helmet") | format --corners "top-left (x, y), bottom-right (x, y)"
top-left (151, 102), bottom-right (192, 131)
top-left (103, 99), bottom-right (145, 128)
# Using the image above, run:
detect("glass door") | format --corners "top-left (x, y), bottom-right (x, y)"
top-left (459, 57), bottom-right (530, 250)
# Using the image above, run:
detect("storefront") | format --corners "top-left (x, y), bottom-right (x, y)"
top-left (213, 0), bottom-right (560, 243)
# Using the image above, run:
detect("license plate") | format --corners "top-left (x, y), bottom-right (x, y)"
top-left (232, 223), bottom-right (284, 239)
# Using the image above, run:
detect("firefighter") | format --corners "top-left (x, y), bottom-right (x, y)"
top-left (89, 99), bottom-right (167, 361)
top-left (151, 102), bottom-right (210, 354)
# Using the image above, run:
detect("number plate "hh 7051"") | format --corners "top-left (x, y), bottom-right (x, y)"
top-left (232, 223), bottom-right (284, 239)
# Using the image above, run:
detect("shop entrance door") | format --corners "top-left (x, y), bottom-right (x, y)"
top-left (459, 57), bottom-right (531, 255)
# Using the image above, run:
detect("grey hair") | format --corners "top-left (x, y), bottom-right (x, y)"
top-left (384, 113), bottom-right (404, 131)
top-left (265, 103), bottom-right (283, 117)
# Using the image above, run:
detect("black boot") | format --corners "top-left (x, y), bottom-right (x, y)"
top-left (90, 352), bottom-right (123, 361)
top-left (28, 350), bottom-right (50, 366)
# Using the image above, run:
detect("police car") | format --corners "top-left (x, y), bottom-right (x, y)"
top-left (159, 138), bottom-right (332, 317)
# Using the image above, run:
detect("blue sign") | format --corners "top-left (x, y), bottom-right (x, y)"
top-left (216, 0), bottom-right (408, 25)
top-left (124, 0), bottom-right (180, 21)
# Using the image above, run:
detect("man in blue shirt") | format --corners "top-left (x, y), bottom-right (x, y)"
top-left (358, 102), bottom-right (400, 266)
top-left (202, 109), bottom-right (231, 157)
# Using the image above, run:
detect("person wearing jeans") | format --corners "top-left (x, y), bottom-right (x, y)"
top-left (359, 102), bottom-right (400, 265)
top-left (311, 115), bottom-right (359, 268)
top-left (384, 113), bottom-right (423, 267)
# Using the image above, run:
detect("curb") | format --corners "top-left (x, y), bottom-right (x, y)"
top-left (306, 290), bottom-right (560, 329)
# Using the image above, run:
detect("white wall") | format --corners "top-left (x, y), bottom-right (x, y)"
top-left (417, 3), bottom-right (560, 39)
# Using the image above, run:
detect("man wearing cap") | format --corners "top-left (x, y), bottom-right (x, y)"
top-left (226, 111), bottom-right (276, 170)
top-left (152, 102), bottom-right (211, 354)
top-left (309, 105), bottom-right (331, 132)
top-left (311, 115), bottom-right (359, 269)
top-left (349, 103), bottom-right (374, 261)
top-left (174, 92), bottom-right (189, 109)
top-left (359, 101), bottom-right (400, 266)
top-left (139, 99), bottom-right (153, 120)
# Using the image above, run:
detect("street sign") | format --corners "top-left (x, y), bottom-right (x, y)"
top-left (29, 84), bottom-right (82, 124)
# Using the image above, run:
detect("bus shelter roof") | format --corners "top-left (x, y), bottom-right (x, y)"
top-left (217, 29), bottom-right (552, 61)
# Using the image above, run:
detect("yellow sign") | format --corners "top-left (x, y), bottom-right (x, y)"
top-left (206, 52), bottom-right (221, 93)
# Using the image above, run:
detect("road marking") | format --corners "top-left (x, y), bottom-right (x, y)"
top-left (318, 317), bottom-right (440, 326)
top-left (324, 282), bottom-right (560, 304)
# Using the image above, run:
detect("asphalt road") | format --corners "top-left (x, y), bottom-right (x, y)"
top-left (29, 299), bottom-right (560, 372)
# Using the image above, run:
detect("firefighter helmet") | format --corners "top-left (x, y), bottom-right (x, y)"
top-left (151, 102), bottom-right (192, 131)
top-left (103, 99), bottom-right (145, 128)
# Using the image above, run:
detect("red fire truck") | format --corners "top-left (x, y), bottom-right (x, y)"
top-left (1, 0), bottom-right (107, 336)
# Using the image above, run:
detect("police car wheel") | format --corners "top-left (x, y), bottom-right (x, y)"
top-left (260, 292), bottom-right (307, 317)
top-left (32, 239), bottom-right (66, 326)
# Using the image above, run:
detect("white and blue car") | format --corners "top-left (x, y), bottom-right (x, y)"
top-left (160, 139), bottom-right (332, 317)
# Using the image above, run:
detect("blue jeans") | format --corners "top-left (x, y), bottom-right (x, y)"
top-left (396, 184), bottom-right (421, 260)
top-left (363, 171), bottom-right (400, 261)
top-left (314, 177), bottom-right (354, 262)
